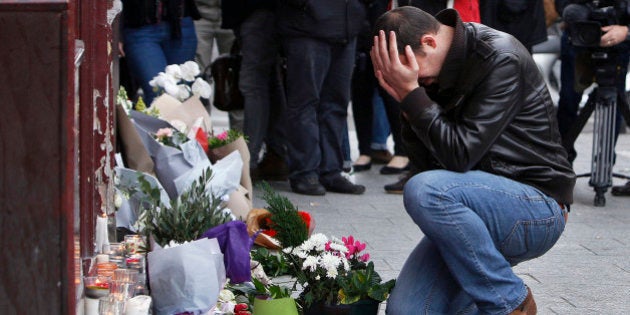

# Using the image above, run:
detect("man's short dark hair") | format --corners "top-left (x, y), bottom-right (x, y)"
top-left (373, 6), bottom-right (440, 54)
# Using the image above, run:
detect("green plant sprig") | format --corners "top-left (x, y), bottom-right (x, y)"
top-left (128, 168), bottom-right (232, 247)
top-left (259, 182), bottom-right (308, 248)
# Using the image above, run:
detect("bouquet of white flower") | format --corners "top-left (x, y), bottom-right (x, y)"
top-left (283, 233), bottom-right (350, 308)
top-left (149, 61), bottom-right (212, 102)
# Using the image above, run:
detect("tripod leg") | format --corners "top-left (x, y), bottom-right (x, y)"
top-left (562, 90), bottom-right (596, 160)
top-left (589, 87), bottom-right (617, 207)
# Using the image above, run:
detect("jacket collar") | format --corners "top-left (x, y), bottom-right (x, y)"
top-left (434, 9), bottom-right (469, 92)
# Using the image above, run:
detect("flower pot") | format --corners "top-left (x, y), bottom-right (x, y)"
top-left (302, 299), bottom-right (380, 315)
top-left (348, 299), bottom-right (380, 315)
top-left (253, 297), bottom-right (298, 315)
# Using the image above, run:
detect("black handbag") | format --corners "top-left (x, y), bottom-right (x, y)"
top-left (209, 40), bottom-right (244, 111)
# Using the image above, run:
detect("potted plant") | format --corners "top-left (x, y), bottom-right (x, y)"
top-left (282, 233), bottom-right (350, 314)
top-left (282, 234), bottom-right (395, 315)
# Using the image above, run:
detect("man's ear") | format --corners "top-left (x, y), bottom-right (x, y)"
top-left (421, 35), bottom-right (437, 49)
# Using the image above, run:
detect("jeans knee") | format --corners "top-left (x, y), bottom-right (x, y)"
top-left (403, 171), bottom-right (446, 206)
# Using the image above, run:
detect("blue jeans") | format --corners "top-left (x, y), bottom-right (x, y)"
top-left (123, 17), bottom-right (198, 105)
top-left (387, 170), bottom-right (566, 315)
top-left (372, 89), bottom-right (390, 150)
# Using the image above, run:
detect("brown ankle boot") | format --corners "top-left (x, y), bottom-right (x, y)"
top-left (509, 287), bottom-right (537, 315)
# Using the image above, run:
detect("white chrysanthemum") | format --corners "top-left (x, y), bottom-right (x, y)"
top-left (321, 252), bottom-right (341, 269)
top-left (180, 61), bottom-right (201, 82)
top-left (299, 239), bottom-right (315, 251)
top-left (310, 233), bottom-right (328, 245)
top-left (165, 64), bottom-right (183, 80)
top-left (302, 256), bottom-right (319, 272)
top-left (283, 247), bottom-right (294, 254)
top-left (328, 242), bottom-right (347, 253)
top-left (176, 84), bottom-right (191, 101)
top-left (296, 250), bottom-right (308, 259)
top-left (192, 77), bottom-right (212, 99)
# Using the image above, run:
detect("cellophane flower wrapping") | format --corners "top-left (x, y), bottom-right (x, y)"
top-left (201, 221), bottom-right (254, 284)
top-left (131, 110), bottom-right (242, 201)
top-left (148, 238), bottom-right (226, 315)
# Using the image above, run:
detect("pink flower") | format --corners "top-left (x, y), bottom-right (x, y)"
top-left (359, 253), bottom-right (370, 262)
top-left (216, 131), bottom-right (228, 141)
top-left (156, 128), bottom-right (173, 138)
top-left (354, 240), bottom-right (366, 253)
top-left (342, 235), bottom-right (354, 246)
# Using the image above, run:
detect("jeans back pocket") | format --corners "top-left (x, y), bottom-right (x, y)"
top-left (500, 216), bottom-right (564, 265)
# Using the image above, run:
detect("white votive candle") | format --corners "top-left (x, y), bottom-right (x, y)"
top-left (95, 254), bottom-right (109, 264)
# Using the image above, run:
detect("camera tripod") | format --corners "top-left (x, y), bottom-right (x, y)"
top-left (561, 49), bottom-right (630, 206)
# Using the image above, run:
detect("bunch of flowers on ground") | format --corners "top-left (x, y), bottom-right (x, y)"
top-left (281, 232), bottom-right (395, 310)
top-left (149, 61), bottom-right (212, 102)
top-left (208, 129), bottom-right (247, 150)
top-left (283, 233), bottom-right (350, 307)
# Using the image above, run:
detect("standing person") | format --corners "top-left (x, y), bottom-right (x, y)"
top-left (479, 0), bottom-right (548, 53)
top-left (277, 0), bottom-right (369, 195)
top-left (371, 7), bottom-right (575, 314)
top-left (121, 0), bottom-right (201, 106)
top-left (554, 0), bottom-right (630, 162)
top-left (351, 0), bottom-right (395, 172)
top-left (221, 1), bottom-right (289, 181)
top-left (193, 0), bottom-right (235, 72)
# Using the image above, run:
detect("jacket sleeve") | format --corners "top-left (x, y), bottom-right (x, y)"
top-left (400, 53), bottom-right (524, 172)
top-left (401, 115), bottom-right (438, 172)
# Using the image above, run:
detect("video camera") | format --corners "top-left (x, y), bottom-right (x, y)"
top-left (564, 0), bottom-right (629, 47)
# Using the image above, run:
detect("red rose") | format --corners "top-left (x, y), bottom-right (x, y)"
top-left (234, 303), bottom-right (249, 312)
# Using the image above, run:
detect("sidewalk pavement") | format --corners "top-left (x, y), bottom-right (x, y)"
top-left (213, 110), bottom-right (630, 314)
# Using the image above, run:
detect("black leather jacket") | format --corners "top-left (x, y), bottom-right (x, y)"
top-left (400, 9), bottom-right (576, 204)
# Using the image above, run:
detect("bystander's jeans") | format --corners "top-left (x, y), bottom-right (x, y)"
top-left (123, 17), bottom-right (198, 105)
top-left (371, 89), bottom-right (391, 150)
top-left (388, 170), bottom-right (566, 315)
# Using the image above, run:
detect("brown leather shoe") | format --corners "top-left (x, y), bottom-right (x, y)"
top-left (370, 149), bottom-right (393, 164)
top-left (509, 287), bottom-right (537, 315)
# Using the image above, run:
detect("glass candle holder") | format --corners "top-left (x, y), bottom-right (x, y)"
top-left (107, 243), bottom-right (125, 268)
top-left (96, 262), bottom-right (118, 278)
top-left (83, 276), bottom-right (111, 299)
top-left (123, 235), bottom-right (145, 255)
